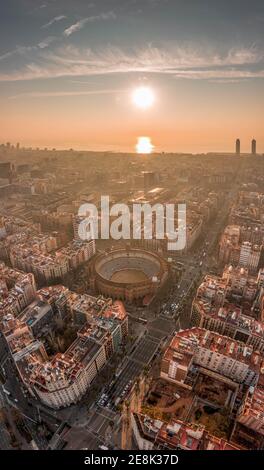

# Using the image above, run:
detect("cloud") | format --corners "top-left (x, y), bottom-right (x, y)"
top-left (0, 38), bottom-right (56, 62)
top-left (0, 43), bottom-right (263, 81)
top-left (9, 89), bottom-right (127, 100)
top-left (0, 45), bottom-right (38, 62)
top-left (0, 49), bottom-right (18, 61)
top-left (173, 69), bottom-right (264, 80)
top-left (208, 78), bottom-right (250, 84)
top-left (63, 18), bottom-right (89, 37)
top-left (38, 36), bottom-right (57, 49)
top-left (63, 11), bottom-right (116, 37)
top-left (42, 15), bottom-right (67, 29)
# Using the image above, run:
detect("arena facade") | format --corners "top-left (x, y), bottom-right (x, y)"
top-left (93, 248), bottom-right (169, 303)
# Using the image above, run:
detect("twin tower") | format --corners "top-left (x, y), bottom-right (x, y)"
top-left (236, 138), bottom-right (257, 155)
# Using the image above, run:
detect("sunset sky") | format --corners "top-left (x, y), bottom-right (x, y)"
top-left (0, 0), bottom-right (264, 153)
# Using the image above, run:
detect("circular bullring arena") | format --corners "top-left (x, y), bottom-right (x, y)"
top-left (94, 248), bottom-right (168, 303)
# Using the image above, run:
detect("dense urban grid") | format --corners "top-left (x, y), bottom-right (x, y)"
top-left (0, 142), bottom-right (264, 451)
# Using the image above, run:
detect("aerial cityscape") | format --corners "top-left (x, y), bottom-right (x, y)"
top-left (0, 0), bottom-right (264, 460)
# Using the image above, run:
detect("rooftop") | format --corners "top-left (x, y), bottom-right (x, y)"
top-left (133, 413), bottom-right (241, 450)
top-left (164, 327), bottom-right (264, 374)
top-left (18, 299), bottom-right (52, 328)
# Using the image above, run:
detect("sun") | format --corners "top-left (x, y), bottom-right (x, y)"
top-left (132, 86), bottom-right (155, 109)
top-left (136, 137), bottom-right (154, 154)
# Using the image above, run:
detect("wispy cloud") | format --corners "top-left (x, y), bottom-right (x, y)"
top-left (0, 37), bottom-right (56, 62)
top-left (9, 89), bottom-right (127, 100)
top-left (208, 78), bottom-right (250, 84)
top-left (38, 36), bottom-right (57, 49)
top-left (0, 9), bottom-right (117, 63)
top-left (0, 43), bottom-right (263, 81)
top-left (42, 15), bottom-right (67, 29)
top-left (0, 49), bottom-right (18, 61)
top-left (0, 44), bottom-right (39, 62)
top-left (63, 11), bottom-right (116, 37)
top-left (173, 69), bottom-right (264, 80)
top-left (63, 18), bottom-right (89, 37)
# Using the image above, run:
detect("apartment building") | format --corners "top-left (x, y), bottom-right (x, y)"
top-left (160, 328), bottom-right (263, 389)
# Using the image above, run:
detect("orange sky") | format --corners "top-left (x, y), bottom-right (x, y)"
top-left (1, 79), bottom-right (263, 153)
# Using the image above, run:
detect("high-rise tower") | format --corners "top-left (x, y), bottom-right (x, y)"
top-left (251, 139), bottom-right (256, 155)
top-left (236, 139), bottom-right (240, 155)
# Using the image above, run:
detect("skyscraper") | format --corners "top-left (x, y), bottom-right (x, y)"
top-left (236, 138), bottom-right (240, 155)
top-left (251, 139), bottom-right (256, 156)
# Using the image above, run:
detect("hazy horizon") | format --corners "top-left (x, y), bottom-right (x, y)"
top-left (2, 141), bottom-right (261, 155)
